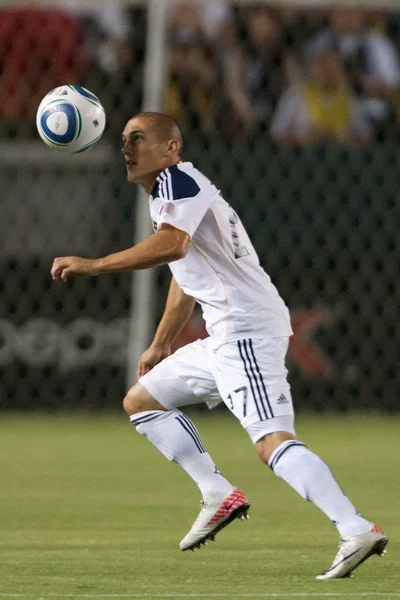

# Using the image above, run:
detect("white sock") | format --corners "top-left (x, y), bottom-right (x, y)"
top-left (269, 440), bottom-right (373, 537)
top-left (130, 410), bottom-right (234, 502)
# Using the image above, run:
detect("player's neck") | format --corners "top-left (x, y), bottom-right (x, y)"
top-left (140, 174), bottom-right (161, 195)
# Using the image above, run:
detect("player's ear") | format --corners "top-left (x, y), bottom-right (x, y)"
top-left (165, 138), bottom-right (181, 156)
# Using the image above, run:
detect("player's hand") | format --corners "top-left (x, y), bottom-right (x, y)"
top-left (137, 343), bottom-right (172, 379)
top-left (51, 256), bottom-right (100, 282)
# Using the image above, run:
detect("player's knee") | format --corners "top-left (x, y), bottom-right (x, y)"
top-left (255, 431), bottom-right (297, 465)
top-left (123, 383), bottom-right (167, 416)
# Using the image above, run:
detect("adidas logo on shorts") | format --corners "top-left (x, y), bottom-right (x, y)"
top-left (277, 393), bottom-right (289, 405)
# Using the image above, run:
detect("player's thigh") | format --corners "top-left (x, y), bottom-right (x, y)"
top-left (214, 337), bottom-right (295, 443)
top-left (138, 338), bottom-right (220, 410)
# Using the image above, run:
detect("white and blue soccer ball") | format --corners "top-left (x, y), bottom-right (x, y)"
top-left (36, 85), bottom-right (106, 153)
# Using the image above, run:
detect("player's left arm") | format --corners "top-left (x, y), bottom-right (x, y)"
top-left (51, 223), bottom-right (190, 282)
top-left (137, 276), bottom-right (196, 378)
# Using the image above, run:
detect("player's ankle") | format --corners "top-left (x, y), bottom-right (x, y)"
top-left (201, 483), bottom-right (235, 504)
top-left (336, 519), bottom-right (374, 538)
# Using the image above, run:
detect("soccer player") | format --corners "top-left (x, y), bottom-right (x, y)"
top-left (51, 112), bottom-right (387, 579)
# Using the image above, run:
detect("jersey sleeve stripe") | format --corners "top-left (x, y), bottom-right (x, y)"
top-left (166, 168), bottom-right (173, 200)
top-left (159, 172), bottom-right (169, 201)
top-left (161, 177), bottom-right (167, 201)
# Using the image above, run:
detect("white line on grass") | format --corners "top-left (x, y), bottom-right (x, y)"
top-left (1, 594), bottom-right (400, 598)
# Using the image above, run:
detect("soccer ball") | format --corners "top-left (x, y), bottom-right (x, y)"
top-left (36, 85), bottom-right (106, 153)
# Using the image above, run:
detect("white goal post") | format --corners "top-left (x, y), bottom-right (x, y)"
top-left (127, 0), bottom-right (169, 387)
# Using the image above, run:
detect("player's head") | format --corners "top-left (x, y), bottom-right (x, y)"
top-left (122, 112), bottom-right (183, 188)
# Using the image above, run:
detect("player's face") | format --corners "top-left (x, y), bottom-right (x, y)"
top-left (122, 117), bottom-right (168, 186)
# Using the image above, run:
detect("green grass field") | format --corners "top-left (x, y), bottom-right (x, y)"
top-left (0, 412), bottom-right (398, 599)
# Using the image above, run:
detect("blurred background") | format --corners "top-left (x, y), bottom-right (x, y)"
top-left (0, 0), bottom-right (399, 415)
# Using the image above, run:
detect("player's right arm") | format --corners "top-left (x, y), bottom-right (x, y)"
top-left (137, 276), bottom-right (196, 378)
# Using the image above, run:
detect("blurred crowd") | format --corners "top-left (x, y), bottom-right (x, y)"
top-left (166, 3), bottom-right (400, 145)
top-left (2, 1), bottom-right (400, 146)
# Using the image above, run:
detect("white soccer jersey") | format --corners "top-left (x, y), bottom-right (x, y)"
top-left (149, 162), bottom-right (292, 348)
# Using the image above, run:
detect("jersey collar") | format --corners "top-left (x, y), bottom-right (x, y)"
top-left (150, 161), bottom-right (187, 200)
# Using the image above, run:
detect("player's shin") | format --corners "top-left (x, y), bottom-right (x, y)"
top-left (268, 440), bottom-right (372, 537)
top-left (129, 409), bottom-right (233, 502)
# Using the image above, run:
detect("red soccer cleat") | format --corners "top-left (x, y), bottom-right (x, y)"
top-left (179, 488), bottom-right (250, 551)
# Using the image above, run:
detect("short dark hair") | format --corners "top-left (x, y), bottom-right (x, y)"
top-left (133, 111), bottom-right (184, 147)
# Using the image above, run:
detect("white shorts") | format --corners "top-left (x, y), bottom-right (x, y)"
top-left (139, 336), bottom-right (295, 443)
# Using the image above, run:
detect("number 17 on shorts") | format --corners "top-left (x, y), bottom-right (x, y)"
top-left (215, 338), bottom-right (294, 430)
